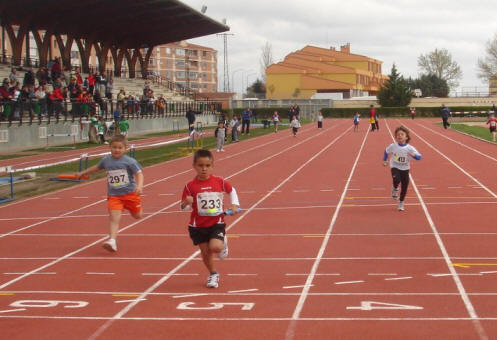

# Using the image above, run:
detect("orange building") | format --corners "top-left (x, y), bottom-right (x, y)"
top-left (266, 44), bottom-right (387, 99)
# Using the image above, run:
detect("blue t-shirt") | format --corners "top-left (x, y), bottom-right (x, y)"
top-left (97, 155), bottom-right (142, 196)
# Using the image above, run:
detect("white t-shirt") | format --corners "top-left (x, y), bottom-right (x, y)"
top-left (385, 143), bottom-right (421, 171)
top-left (290, 119), bottom-right (301, 128)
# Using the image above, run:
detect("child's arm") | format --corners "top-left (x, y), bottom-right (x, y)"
top-left (382, 150), bottom-right (389, 166)
top-left (409, 146), bottom-right (422, 160)
top-left (75, 164), bottom-right (101, 179)
top-left (180, 185), bottom-right (193, 210)
top-left (134, 171), bottom-right (144, 195)
top-left (228, 187), bottom-right (240, 215)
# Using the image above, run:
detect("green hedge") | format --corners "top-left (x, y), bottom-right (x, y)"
top-left (221, 107), bottom-right (292, 119)
top-left (320, 106), bottom-right (494, 118)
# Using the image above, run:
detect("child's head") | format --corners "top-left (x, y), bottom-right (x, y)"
top-left (491, 113), bottom-right (496, 118)
top-left (292, 115), bottom-right (296, 120)
top-left (218, 121), bottom-right (224, 127)
top-left (109, 134), bottom-right (128, 158)
top-left (395, 126), bottom-right (411, 144)
top-left (193, 149), bottom-right (214, 180)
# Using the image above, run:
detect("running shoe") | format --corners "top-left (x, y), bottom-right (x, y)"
top-left (391, 187), bottom-right (399, 200)
top-left (398, 201), bottom-right (405, 211)
top-left (218, 235), bottom-right (228, 260)
top-left (103, 238), bottom-right (117, 252)
top-left (206, 272), bottom-right (219, 288)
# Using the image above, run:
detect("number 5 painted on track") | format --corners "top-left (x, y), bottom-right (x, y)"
top-left (346, 301), bottom-right (423, 311)
top-left (10, 300), bottom-right (89, 309)
top-left (177, 302), bottom-right (254, 310)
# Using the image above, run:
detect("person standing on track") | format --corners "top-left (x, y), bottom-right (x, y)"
top-left (370, 104), bottom-right (379, 131)
top-left (180, 149), bottom-right (240, 288)
top-left (383, 126), bottom-right (422, 211)
top-left (272, 110), bottom-right (280, 132)
top-left (241, 107), bottom-right (251, 135)
top-left (441, 104), bottom-right (451, 129)
top-left (317, 112), bottom-right (324, 129)
top-left (290, 115), bottom-right (301, 137)
top-left (75, 134), bottom-right (144, 251)
top-left (487, 113), bottom-right (497, 142)
top-left (353, 112), bottom-right (360, 132)
top-left (410, 107), bottom-right (416, 120)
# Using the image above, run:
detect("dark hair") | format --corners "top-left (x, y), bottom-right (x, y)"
top-left (110, 134), bottom-right (128, 146)
top-left (193, 149), bottom-right (213, 163)
top-left (395, 126), bottom-right (411, 143)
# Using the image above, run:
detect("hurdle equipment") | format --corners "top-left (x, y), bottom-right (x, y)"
top-left (0, 166), bottom-right (14, 204)
top-left (50, 153), bottom-right (89, 182)
top-left (40, 125), bottom-right (79, 150)
top-left (180, 122), bottom-right (204, 153)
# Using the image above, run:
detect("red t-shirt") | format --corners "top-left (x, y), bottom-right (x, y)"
top-left (182, 175), bottom-right (233, 228)
top-left (487, 117), bottom-right (497, 128)
top-left (370, 108), bottom-right (376, 118)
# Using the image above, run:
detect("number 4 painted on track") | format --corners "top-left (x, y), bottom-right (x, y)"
top-left (177, 302), bottom-right (254, 310)
top-left (346, 301), bottom-right (423, 311)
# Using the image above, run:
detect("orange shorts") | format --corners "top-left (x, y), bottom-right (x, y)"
top-left (107, 192), bottom-right (142, 214)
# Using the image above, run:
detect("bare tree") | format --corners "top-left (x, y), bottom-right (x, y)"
top-left (418, 48), bottom-right (462, 89)
top-left (477, 33), bottom-right (497, 82)
top-left (260, 41), bottom-right (274, 82)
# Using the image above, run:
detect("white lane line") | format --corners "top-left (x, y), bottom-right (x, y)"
top-left (384, 276), bottom-right (412, 281)
top-left (288, 126), bottom-right (370, 336)
top-left (72, 196), bottom-right (89, 199)
top-left (88, 123), bottom-right (351, 340)
top-left (86, 272), bottom-right (115, 275)
top-left (228, 289), bottom-right (259, 293)
top-left (348, 188), bottom-right (360, 191)
top-left (293, 189), bottom-right (310, 193)
top-left (405, 121), bottom-right (497, 200)
top-left (283, 285), bottom-right (314, 289)
top-left (421, 187), bottom-right (436, 190)
top-left (172, 293), bottom-right (208, 299)
top-left (3, 272), bottom-right (56, 275)
top-left (428, 273), bottom-right (482, 277)
top-left (448, 186), bottom-right (463, 189)
top-left (416, 122), bottom-right (497, 162)
top-left (159, 193), bottom-right (175, 196)
top-left (286, 273), bottom-right (340, 276)
top-left (320, 189), bottom-right (334, 192)
top-left (115, 299), bottom-right (147, 304)
top-left (392, 120), bottom-right (488, 340)
top-left (141, 273), bottom-right (198, 276)
top-left (43, 197), bottom-right (60, 200)
top-left (227, 273), bottom-right (258, 276)
top-left (368, 273), bottom-right (397, 276)
top-left (0, 309), bottom-right (26, 314)
top-left (480, 271), bottom-right (497, 274)
top-left (0, 124), bottom-right (339, 291)
top-left (334, 280), bottom-right (365, 285)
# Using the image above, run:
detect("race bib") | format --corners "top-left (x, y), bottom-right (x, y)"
top-left (107, 169), bottom-right (130, 188)
top-left (197, 192), bottom-right (224, 216)
top-left (491, 121), bottom-right (496, 127)
top-left (393, 153), bottom-right (408, 164)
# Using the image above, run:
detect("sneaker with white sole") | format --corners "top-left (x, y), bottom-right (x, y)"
top-left (206, 272), bottom-right (219, 288)
top-left (218, 235), bottom-right (228, 260)
top-left (398, 201), bottom-right (405, 211)
top-left (391, 187), bottom-right (399, 200)
top-left (103, 238), bottom-right (117, 252)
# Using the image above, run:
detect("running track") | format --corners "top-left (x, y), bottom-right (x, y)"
top-left (0, 118), bottom-right (496, 339)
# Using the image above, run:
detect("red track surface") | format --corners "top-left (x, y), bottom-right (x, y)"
top-left (0, 118), bottom-right (496, 339)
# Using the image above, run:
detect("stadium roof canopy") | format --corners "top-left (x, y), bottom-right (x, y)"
top-left (0, 0), bottom-right (229, 48)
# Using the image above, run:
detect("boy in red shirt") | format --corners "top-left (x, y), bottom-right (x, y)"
top-left (181, 149), bottom-right (240, 288)
top-left (486, 113), bottom-right (497, 142)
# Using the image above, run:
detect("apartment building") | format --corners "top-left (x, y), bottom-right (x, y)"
top-left (148, 40), bottom-right (218, 93)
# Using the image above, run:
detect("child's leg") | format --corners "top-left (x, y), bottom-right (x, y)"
top-left (199, 243), bottom-right (216, 273)
top-left (130, 209), bottom-right (143, 219)
top-left (391, 168), bottom-right (401, 189)
top-left (216, 137), bottom-right (222, 150)
top-left (492, 131), bottom-right (496, 141)
top-left (108, 210), bottom-right (122, 239)
top-left (399, 170), bottom-right (410, 202)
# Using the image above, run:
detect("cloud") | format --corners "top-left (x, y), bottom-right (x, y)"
top-left (187, 0), bottom-right (497, 93)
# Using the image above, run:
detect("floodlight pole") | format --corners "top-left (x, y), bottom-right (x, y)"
top-left (216, 32), bottom-right (234, 92)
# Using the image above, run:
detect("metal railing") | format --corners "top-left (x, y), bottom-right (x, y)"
top-left (0, 98), bottom-right (222, 126)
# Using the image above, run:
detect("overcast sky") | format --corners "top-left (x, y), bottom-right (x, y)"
top-left (186, 0), bottom-right (497, 95)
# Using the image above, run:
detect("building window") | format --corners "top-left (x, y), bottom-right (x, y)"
top-left (165, 47), bottom-right (171, 54)
top-left (175, 71), bottom-right (185, 78)
top-left (176, 48), bottom-right (185, 56)
top-left (202, 51), bottom-right (207, 57)
top-left (176, 61), bottom-right (184, 68)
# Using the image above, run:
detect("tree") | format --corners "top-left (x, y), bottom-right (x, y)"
top-left (418, 48), bottom-right (462, 89)
top-left (260, 41), bottom-right (274, 82)
top-left (378, 64), bottom-right (412, 107)
top-left (407, 74), bottom-right (449, 97)
top-left (246, 78), bottom-right (266, 98)
top-left (477, 32), bottom-right (497, 82)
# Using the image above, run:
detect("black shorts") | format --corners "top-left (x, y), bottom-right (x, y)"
top-left (188, 223), bottom-right (226, 245)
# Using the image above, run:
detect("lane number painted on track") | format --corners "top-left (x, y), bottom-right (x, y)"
top-left (177, 302), bottom-right (255, 311)
top-left (346, 301), bottom-right (423, 311)
top-left (10, 300), bottom-right (89, 309)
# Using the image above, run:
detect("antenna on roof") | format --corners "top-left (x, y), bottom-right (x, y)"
top-left (201, 5), bottom-right (207, 14)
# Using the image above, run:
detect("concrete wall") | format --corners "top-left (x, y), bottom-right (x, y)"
top-left (0, 113), bottom-right (217, 153)
top-left (332, 97), bottom-right (497, 108)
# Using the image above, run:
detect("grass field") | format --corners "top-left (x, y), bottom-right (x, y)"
top-left (448, 123), bottom-right (496, 143)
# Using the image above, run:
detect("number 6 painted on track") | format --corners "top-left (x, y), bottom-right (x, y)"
top-left (177, 302), bottom-right (254, 310)
top-left (10, 300), bottom-right (88, 309)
